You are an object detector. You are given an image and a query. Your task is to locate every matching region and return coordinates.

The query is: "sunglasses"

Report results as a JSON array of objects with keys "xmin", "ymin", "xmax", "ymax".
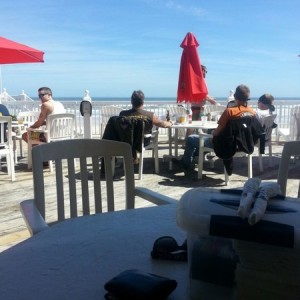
[
  {"xmin": 151, "ymin": 236, "xmax": 187, "ymax": 261},
  {"xmin": 38, "ymin": 93, "xmax": 48, "ymax": 98}
]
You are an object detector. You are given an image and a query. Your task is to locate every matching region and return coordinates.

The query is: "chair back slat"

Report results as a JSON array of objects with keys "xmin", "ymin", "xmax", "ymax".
[
  {"xmin": 91, "ymin": 157, "xmax": 103, "ymax": 213},
  {"xmin": 67, "ymin": 158, "xmax": 78, "ymax": 217},
  {"xmin": 55, "ymin": 160, "xmax": 65, "ymax": 221}
]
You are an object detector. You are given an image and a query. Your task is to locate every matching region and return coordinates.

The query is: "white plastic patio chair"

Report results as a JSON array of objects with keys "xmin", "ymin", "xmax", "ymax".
[
  {"xmin": 0, "ymin": 116, "xmax": 15, "ymax": 181},
  {"xmin": 138, "ymin": 126, "xmax": 159, "ymax": 180},
  {"xmin": 277, "ymin": 140, "xmax": 300, "ymax": 197},
  {"xmin": 27, "ymin": 113, "xmax": 76, "ymax": 170},
  {"xmin": 197, "ymin": 117, "xmax": 265, "ymax": 185},
  {"xmin": 100, "ymin": 106, "xmax": 123, "ymax": 137},
  {"xmin": 277, "ymin": 105, "xmax": 300, "ymax": 142},
  {"xmin": 168, "ymin": 106, "xmax": 187, "ymax": 143},
  {"xmin": 13, "ymin": 111, "xmax": 40, "ymax": 162},
  {"xmin": 103, "ymin": 116, "xmax": 159, "ymax": 180},
  {"xmin": 19, "ymin": 139, "xmax": 175, "ymax": 236},
  {"xmin": 257, "ymin": 114, "xmax": 277, "ymax": 172}
]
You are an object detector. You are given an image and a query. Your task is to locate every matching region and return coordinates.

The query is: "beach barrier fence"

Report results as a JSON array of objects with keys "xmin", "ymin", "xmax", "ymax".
[{"xmin": 3, "ymin": 100, "xmax": 299, "ymax": 139}]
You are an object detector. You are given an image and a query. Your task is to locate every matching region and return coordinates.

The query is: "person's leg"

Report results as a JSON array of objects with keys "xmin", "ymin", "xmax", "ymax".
[
  {"xmin": 180, "ymin": 134, "xmax": 199, "ymax": 169},
  {"xmin": 22, "ymin": 132, "xmax": 28, "ymax": 143},
  {"xmin": 204, "ymin": 137, "xmax": 213, "ymax": 148}
]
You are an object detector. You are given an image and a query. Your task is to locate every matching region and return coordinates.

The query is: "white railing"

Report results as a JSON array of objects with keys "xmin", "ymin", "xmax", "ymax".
[{"xmin": 3, "ymin": 100, "xmax": 300, "ymax": 138}]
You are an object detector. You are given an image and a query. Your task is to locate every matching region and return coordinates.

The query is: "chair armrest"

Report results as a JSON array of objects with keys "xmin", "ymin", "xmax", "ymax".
[
  {"xmin": 19, "ymin": 199, "xmax": 49, "ymax": 236},
  {"xmin": 199, "ymin": 132, "xmax": 213, "ymax": 138},
  {"xmin": 27, "ymin": 128, "xmax": 48, "ymax": 133},
  {"xmin": 134, "ymin": 187, "xmax": 177, "ymax": 206}
]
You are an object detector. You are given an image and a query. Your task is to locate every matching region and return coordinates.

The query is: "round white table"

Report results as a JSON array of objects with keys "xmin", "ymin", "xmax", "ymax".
[{"xmin": 0, "ymin": 204, "xmax": 188, "ymax": 300}]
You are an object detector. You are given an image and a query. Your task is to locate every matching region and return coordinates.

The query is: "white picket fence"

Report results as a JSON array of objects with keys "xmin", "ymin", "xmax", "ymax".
[{"xmin": 2, "ymin": 99, "xmax": 299, "ymax": 139}]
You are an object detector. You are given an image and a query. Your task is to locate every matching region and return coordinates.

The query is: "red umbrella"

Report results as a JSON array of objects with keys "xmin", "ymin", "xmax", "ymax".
[
  {"xmin": 177, "ymin": 32, "xmax": 208, "ymax": 104},
  {"xmin": 0, "ymin": 36, "xmax": 44, "ymax": 64}
]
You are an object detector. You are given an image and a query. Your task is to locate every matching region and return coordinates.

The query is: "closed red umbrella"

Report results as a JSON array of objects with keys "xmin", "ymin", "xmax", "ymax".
[
  {"xmin": 0, "ymin": 36, "xmax": 44, "ymax": 64},
  {"xmin": 177, "ymin": 32, "xmax": 208, "ymax": 104}
]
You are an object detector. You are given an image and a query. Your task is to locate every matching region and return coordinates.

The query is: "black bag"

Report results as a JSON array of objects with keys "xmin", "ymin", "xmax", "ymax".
[{"xmin": 104, "ymin": 269, "xmax": 177, "ymax": 300}]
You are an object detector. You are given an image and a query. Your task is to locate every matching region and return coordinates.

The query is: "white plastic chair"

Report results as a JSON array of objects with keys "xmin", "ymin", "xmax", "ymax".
[
  {"xmin": 196, "ymin": 131, "xmax": 252, "ymax": 185},
  {"xmin": 100, "ymin": 106, "xmax": 123, "ymax": 137},
  {"xmin": 0, "ymin": 116, "xmax": 15, "ymax": 181},
  {"xmin": 257, "ymin": 114, "xmax": 277, "ymax": 172},
  {"xmin": 103, "ymin": 116, "xmax": 159, "ymax": 180},
  {"xmin": 27, "ymin": 113, "xmax": 76, "ymax": 169},
  {"xmin": 198, "ymin": 117, "xmax": 266, "ymax": 185},
  {"xmin": 277, "ymin": 140, "xmax": 300, "ymax": 196},
  {"xmin": 277, "ymin": 106, "xmax": 300, "ymax": 142},
  {"xmin": 168, "ymin": 106, "xmax": 187, "ymax": 143},
  {"xmin": 19, "ymin": 139, "xmax": 175, "ymax": 236},
  {"xmin": 138, "ymin": 126, "xmax": 159, "ymax": 180},
  {"xmin": 13, "ymin": 111, "xmax": 40, "ymax": 162}
]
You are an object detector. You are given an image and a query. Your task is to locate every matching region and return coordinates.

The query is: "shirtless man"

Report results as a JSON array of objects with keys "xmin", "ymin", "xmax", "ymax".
[{"xmin": 22, "ymin": 87, "xmax": 65, "ymax": 142}]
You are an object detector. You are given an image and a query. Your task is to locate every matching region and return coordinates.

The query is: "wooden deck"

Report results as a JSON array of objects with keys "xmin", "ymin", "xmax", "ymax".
[{"xmin": 0, "ymin": 136, "xmax": 299, "ymax": 252}]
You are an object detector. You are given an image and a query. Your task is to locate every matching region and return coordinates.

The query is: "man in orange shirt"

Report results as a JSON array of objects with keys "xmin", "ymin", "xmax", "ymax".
[{"xmin": 173, "ymin": 84, "xmax": 255, "ymax": 175}]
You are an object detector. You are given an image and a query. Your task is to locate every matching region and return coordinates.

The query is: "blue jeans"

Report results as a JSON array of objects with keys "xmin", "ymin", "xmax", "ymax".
[{"xmin": 181, "ymin": 134, "xmax": 213, "ymax": 169}]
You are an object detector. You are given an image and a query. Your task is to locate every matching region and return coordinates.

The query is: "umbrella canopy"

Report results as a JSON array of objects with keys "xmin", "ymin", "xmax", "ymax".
[
  {"xmin": 0, "ymin": 36, "xmax": 44, "ymax": 64},
  {"xmin": 177, "ymin": 32, "xmax": 208, "ymax": 104}
]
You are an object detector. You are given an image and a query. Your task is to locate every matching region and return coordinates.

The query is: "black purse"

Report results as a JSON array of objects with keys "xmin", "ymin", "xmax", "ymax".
[{"xmin": 104, "ymin": 269, "xmax": 177, "ymax": 300}]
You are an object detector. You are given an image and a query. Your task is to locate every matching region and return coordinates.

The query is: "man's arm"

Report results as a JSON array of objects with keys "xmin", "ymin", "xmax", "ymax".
[
  {"xmin": 30, "ymin": 103, "xmax": 52, "ymax": 128},
  {"xmin": 212, "ymin": 109, "xmax": 230, "ymax": 136},
  {"xmin": 152, "ymin": 114, "xmax": 173, "ymax": 128}
]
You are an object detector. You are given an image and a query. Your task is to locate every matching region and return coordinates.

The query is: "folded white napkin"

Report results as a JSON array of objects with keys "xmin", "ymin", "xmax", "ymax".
[
  {"xmin": 248, "ymin": 182, "xmax": 281, "ymax": 225},
  {"xmin": 238, "ymin": 178, "xmax": 261, "ymax": 219}
]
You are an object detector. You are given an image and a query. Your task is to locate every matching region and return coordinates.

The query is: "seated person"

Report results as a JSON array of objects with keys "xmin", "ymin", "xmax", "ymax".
[
  {"xmin": 0, "ymin": 103, "xmax": 10, "ymax": 143},
  {"xmin": 173, "ymin": 84, "xmax": 256, "ymax": 175},
  {"xmin": 104, "ymin": 90, "xmax": 173, "ymax": 164},
  {"xmin": 256, "ymin": 93, "xmax": 277, "ymax": 128},
  {"xmin": 120, "ymin": 90, "xmax": 173, "ymax": 128},
  {"xmin": 22, "ymin": 87, "xmax": 65, "ymax": 143},
  {"xmin": 121, "ymin": 90, "xmax": 173, "ymax": 161}
]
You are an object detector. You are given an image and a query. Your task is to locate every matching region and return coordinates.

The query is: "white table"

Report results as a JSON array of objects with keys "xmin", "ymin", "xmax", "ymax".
[
  {"xmin": 0, "ymin": 204, "xmax": 188, "ymax": 300},
  {"xmin": 168, "ymin": 121, "xmax": 218, "ymax": 169}
]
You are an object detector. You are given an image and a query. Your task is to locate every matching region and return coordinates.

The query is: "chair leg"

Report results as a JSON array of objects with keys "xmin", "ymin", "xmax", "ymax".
[
  {"xmin": 258, "ymin": 153, "xmax": 263, "ymax": 173},
  {"xmin": 197, "ymin": 153, "xmax": 205, "ymax": 179},
  {"xmin": 224, "ymin": 166, "xmax": 229, "ymax": 186},
  {"xmin": 138, "ymin": 151, "xmax": 144, "ymax": 180},
  {"xmin": 268, "ymin": 144, "xmax": 273, "ymax": 167},
  {"xmin": 13, "ymin": 138, "xmax": 18, "ymax": 164},
  {"xmin": 27, "ymin": 141, "xmax": 32, "ymax": 169},
  {"xmin": 19, "ymin": 139, "xmax": 23, "ymax": 157},
  {"xmin": 248, "ymin": 154, "xmax": 253, "ymax": 178},
  {"xmin": 153, "ymin": 146, "xmax": 159, "ymax": 174},
  {"xmin": 6, "ymin": 151, "xmax": 15, "ymax": 181}
]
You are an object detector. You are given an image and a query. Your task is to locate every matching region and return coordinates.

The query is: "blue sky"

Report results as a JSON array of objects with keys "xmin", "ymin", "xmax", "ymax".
[{"xmin": 1, "ymin": 0, "xmax": 299, "ymax": 98}]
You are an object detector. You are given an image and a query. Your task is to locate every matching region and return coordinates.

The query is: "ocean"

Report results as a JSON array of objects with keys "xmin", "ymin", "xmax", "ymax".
[{"xmin": 34, "ymin": 96, "xmax": 300, "ymax": 104}]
